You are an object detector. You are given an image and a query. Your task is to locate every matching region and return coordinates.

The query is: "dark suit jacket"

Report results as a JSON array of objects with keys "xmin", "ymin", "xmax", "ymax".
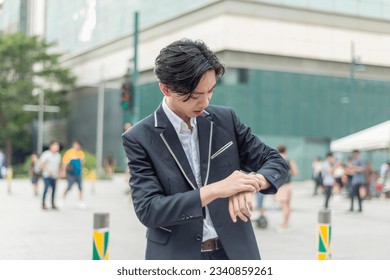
[{"xmin": 122, "ymin": 104, "xmax": 288, "ymax": 260}]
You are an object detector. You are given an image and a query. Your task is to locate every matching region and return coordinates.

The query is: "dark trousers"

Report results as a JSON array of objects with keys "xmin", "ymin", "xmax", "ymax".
[
  {"xmin": 313, "ymin": 174, "xmax": 321, "ymax": 195},
  {"xmin": 201, "ymin": 247, "xmax": 229, "ymax": 260},
  {"xmin": 42, "ymin": 177, "xmax": 57, "ymax": 207},
  {"xmin": 350, "ymin": 184, "xmax": 362, "ymax": 211},
  {"xmin": 345, "ymin": 175, "xmax": 353, "ymax": 196},
  {"xmin": 324, "ymin": 185, "xmax": 332, "ymax": 209},
  {"xmin": 66, "ymin": 175, "xmax": 82, "ymax": 192}
]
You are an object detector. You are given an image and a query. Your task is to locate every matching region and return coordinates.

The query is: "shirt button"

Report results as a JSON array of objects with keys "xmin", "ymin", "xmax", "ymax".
[{"xmin": 195, "ymin": 234, "xmax": 202, "ymax": 241}]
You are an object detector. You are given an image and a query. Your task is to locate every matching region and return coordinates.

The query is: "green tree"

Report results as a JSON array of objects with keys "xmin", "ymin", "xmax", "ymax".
[{"xmin": 0, "ymin": 32, "xmax": 75, "ymax": 165}]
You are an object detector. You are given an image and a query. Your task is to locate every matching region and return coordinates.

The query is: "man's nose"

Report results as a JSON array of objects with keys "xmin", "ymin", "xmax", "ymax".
[{"xmin": 199, "ymin": 94, "xmax": 209, "ymax": 107}]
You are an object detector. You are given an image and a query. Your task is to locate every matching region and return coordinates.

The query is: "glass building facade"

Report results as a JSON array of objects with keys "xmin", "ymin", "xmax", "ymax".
[
  {"xmin": 0, "ymin": 0, "xmax": 28, "ymax": 33},
  {"xmin": 135, "ymin": 67, "xmax": 390, "ymax": 179},
  {"xmin": 259, "ymin": 0, "xmax": 390, "ymax": 20},
  {"xmin": 45, "ymin": 0, "xmax": 213, "ymax": 54}
]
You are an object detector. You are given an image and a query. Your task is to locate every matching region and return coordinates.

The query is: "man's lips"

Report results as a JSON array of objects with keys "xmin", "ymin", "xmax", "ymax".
[{"xmin": 195, "ymin": 110, "xmax": 203, "ymax": 116}]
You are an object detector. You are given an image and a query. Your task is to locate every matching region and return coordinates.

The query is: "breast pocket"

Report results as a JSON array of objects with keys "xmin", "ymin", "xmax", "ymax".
[{"xmin": 211, "ymin": 141, "xmax": 233, "ymax": 160}]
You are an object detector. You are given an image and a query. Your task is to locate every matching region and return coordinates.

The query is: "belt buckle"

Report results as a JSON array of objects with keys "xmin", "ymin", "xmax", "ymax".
[
  {"xmin": 201, "ymin": 247, "xmax": 214, "ymax": 253},
  {"xmin": 201, "ymin": 238, "xmax": 219, "ymax": 252}
]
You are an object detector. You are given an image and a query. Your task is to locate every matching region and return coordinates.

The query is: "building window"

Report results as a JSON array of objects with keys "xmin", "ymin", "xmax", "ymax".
[
  {"xmin": 222, "ymin": 68, "xmax": 249, "ymax": 85},
  {"xmin": 238, "ymin": 68, "xmax": 249, "ymax": 84}
]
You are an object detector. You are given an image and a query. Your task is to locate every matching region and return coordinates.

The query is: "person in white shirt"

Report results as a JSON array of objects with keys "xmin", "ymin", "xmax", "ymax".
[
  {"xmin": 122, "ymin": 39, "xmax": 288, "ymax": 260},
  {"xmin": 321, "ymin": 152, "xmax": 335, "ymax": 209},
  {"xmin": 40, "ymin": 141, "xmax": 61, "ymax": 210}
]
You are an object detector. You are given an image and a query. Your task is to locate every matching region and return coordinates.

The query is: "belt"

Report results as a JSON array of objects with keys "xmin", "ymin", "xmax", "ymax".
[{"xmin": 201, "ymin": 238, "xmax": 221, "ymax": 252}]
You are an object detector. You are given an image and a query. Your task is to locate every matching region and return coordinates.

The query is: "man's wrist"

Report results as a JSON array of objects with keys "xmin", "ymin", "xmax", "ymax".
[{"xmin": 200, "ymin": 182, "xmax": 220, "ymax": 207}]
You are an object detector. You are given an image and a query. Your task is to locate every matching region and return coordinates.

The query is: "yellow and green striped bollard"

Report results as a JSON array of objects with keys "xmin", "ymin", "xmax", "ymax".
[
  {"xmin": 317, "ymin": 209, "xmax": 331, "ymax": 260},
  {"xmin": 93, "ymin": 213, "xmax": 110, "ymax": 260}
]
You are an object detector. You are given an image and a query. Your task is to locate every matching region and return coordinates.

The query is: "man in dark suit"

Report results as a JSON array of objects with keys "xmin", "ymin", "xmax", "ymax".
[{"xmin": 122, "ymin": 39, "xmax": 288, "ymax": 260}]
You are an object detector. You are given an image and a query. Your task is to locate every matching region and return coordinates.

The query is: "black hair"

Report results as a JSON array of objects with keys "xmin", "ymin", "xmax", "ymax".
[
  {"xmin": 154, "ymin": 39, "xmax": 225, "ymax": 101},
  {"xmin": 49, "ymin": 140, "xmax": 59, "ymax": 146},
  {"xmin": 277, "ymin": 144, "xmax": 286, "ymax": 154},
  {"xmin": 73, "ymin": 140, "xmax": 82, "ymax": 146},
  {"xmin": 326, "ymin": 152, "xmax": 333, "ymax": 158}
]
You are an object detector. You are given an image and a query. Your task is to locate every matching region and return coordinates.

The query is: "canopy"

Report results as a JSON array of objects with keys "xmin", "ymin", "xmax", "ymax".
[{"xmin": 330, "ymin": 120, "xmax": 390, "ymax": 152}]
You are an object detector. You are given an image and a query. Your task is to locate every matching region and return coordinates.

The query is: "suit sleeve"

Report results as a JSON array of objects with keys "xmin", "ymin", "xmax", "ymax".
[
  {"xmin": 230, "ymin": 109, "xmax": 289, "ymax": 194},
  {"xmin": 122, "ymin": 132, "xmax": 204, "ymax": 229}
]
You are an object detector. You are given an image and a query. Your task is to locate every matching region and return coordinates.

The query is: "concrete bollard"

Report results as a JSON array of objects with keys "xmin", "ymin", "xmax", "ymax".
[
  {"xmin": 92, "ymin": 213, "xmax": 110, "ymax": 260},
  {"xmin": 317, "ymin": 209, "xmax": 331, "ymax": 260}
]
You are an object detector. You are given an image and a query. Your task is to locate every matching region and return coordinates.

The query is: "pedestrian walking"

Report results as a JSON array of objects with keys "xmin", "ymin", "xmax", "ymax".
[
  {"xmin": 321, "ymin": 152, "xmax": 335, "ymax": 209},
  {"xmin": 122, "ymin": 39, "xmax": 288, "ymax": 260},
  {"xmin": 274, "ymin": 145, "xmax": 298, "ymax": 231},
  {"xmin": 254, "ymin": 192, "xmax": 268, "ymax": 229},
  {"xmin": 0, "ymin": 147, "xmax": 6, "ymax": 179},
  {"xmin": 333, "ymin": 160, "xmax": 344, "ymax": 193},
  {"xmin": 349, "ymin": 150, "xmax": 366, "ymax": 212},
  {"xmin": 39, "ymin": 141, "xmax": 61, "ymax": 210},
  {"xmin": 29, "ymin": 152, "xmax": 41, "ymax": 197},
  {"xmin": 62, "ymin": 140, "xmax": 86, "ymax": 208},
  {"xmin": 104, "ymin": 153, "xmax": 116, "ymax": 176},
  {"xmin": 312, "ymin": 156, "xmax": 322, "ymax": 195}
]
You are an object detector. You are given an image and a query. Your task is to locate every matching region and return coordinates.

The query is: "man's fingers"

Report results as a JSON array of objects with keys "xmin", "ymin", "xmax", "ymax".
[
  {"xmin": 246, "ymin": 200, "xmax": 253, "ymax": 212},
  {"xmin": 244, "ymin": 176, "xmax": 261, "ymax": 192},
  {"xmin": 228, "ymin": 196, "xmax": 237, "ymax": 223},
  {"xmin": 243, "ymin": 184, "xmax": 257, "ymax": 193},
  {"xmin": 232, "ymin": 195, "xmax": 247, "ymax": 222},
  {"xmin": 229, "ymin": 192, "xmax": 256, "ymax": 223},
  {"xmin": 238, "ymin": 194, "xmax": 251, "ymax": 218}
]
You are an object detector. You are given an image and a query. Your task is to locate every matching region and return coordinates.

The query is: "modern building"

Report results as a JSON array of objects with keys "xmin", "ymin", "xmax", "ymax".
[{"xmin": 2, "ymin": 0, "xmax": 390, "ymax": 178}]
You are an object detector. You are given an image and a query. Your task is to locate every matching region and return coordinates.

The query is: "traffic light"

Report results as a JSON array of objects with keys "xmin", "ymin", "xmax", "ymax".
[{"xmin": 120, "ymin": 81, "xmax": 132, "ymax": 110}]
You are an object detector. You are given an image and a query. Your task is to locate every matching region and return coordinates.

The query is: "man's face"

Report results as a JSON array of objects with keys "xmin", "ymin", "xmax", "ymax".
[
  {"xmin": 50, "ymin": 143, "xmax": 59, "ymax": 153},
  {"xmin": 73, "ymin": 142, "xmax": 81, "ymax": 150},
  {"xmin": 164, "ymin": 70, "xmax": 216, "ymax": 123}
]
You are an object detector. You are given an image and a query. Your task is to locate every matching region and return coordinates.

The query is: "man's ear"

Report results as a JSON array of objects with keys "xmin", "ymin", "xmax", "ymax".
[{"xmin": 159, "ymin": 83, "xmax": 171, "ymax": 97}]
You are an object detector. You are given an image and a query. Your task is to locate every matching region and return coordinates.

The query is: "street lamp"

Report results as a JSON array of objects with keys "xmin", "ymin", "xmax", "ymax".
[
  {"xmin": 23, "ymin": 88, "xmax": 60, "ymax": 154},
  {"xmin": 348, "ymin": 41, "xmax": 365, "ymax": 134}
]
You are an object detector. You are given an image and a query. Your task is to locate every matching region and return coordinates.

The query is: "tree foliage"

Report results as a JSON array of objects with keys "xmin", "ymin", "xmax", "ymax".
[{"xmin": 0, "ymin": 32, "xmax": 75, "ymax": 164}]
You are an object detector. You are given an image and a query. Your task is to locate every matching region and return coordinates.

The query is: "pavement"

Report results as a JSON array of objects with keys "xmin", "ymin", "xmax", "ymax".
[{"xmin": 0, "ymin": 175, "xmax": 389, "ymax": 260}]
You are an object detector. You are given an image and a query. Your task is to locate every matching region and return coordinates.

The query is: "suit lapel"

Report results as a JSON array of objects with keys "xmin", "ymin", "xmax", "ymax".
[
  {"xmin": 156, "ymin": 105, "xmax": 198, "ymax": 190},
  {"xmin": 197, "ymin": 112, "xmax": 213, "ymax": 186}
]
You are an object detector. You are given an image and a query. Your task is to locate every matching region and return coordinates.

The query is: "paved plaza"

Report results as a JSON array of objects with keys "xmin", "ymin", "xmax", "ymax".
[{"xmin": 0, "ymin": 175, "xmax": 389, "ymax": 260}]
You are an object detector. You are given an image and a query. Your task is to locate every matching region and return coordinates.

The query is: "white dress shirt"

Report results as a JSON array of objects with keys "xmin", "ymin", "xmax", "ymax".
[{"xmin": 162, "ymin": 98, "xmax": 218, "ymax": 242}]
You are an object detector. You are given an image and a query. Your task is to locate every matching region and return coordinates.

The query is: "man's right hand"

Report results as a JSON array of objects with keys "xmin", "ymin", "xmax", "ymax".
[{"xmin": 200, "ymin": 170, "xmax": 261, "ymax": 207}]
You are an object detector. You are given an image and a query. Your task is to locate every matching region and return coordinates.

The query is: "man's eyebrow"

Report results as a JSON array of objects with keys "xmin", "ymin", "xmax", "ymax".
[{"xmin": 193, "ymin": 83, "xmax": 217, "ymax": 95}]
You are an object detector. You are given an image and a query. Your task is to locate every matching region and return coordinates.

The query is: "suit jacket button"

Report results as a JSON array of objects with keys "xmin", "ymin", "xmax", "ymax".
[
  {"xmin": 186, "ymin": 215, "xmax": 190, "ymax": 220},
  {"xmin": 196, "ymin": 234, "xmax": 202, "ymax": 241},
  {"xmin": 181, "ymin": 214, "xmax": 186, "ymax": 220},
  {"xmin": 189, "ymin": 215, "xmax": 194, "ymax": 219}
]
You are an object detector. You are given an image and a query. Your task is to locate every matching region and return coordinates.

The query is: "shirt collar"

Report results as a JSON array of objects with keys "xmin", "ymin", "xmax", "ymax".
[{"xmin": 162, "ymin": 97, "xmax": 197, "ymax": 133}]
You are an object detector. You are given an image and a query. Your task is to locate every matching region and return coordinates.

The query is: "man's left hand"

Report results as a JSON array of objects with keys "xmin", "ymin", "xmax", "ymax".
[{"xmin": 228, "ymin": 173, "xmax": 270, "ymax": 223}]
